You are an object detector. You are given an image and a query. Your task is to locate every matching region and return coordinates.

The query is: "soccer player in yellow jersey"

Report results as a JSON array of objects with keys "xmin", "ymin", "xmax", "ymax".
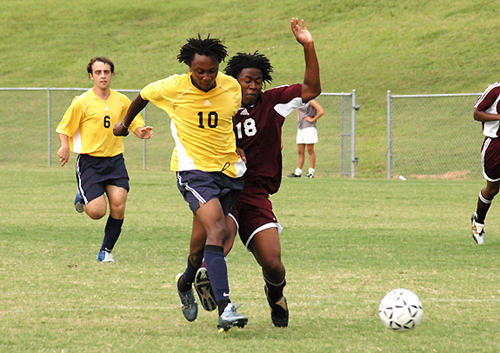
[
  {"xmin": 57, "ymin": 56, "xmax": 153, "ymax": 263},
  {"xmin": 114, "ymin": 36, "xmax": 248, "ymax": 331}
]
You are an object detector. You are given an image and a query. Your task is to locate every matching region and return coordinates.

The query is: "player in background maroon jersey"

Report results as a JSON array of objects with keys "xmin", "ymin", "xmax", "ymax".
[
  {"xmin": 471, "ymin": 81, "xmax": 500, "ymax": 245},
  {"xmin": 193, "ymin": 18, "xmax": 321, "ymax": 327}
]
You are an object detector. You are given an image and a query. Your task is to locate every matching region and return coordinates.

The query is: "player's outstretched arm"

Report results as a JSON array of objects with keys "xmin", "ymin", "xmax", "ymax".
[
  {"xmin": 113, "ymin": 94, "xmax": 150, "ymax": 136},
  {"xmin": 290, "ymin": 18, "xmax": 321, "ymax": 102}
]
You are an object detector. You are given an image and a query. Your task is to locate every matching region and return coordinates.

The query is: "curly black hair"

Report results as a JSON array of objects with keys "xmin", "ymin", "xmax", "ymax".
[
  {"xmin": 224, "ymin": 51, "xmax": 273, "ymax": 84},
  {"xmin": 177, "ymin": 34, "xmax": 228, "ymax": 65}
]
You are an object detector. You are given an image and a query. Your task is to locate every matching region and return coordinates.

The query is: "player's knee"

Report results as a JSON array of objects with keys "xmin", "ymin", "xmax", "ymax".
[
  {"xmin": 205, "ymin": 223, "xmax": 230, "ymax": 246},
  {"xmin": 484, "ymin": 187, "xmax": 499, "ymax": 199},
  {"xmin": 87, "ymin": 209, "xmax": 106, "ymax": 220},
  {"xmin": 263, "ymin": 257, "xmax": 284, "ymax": 275},
  {"xmin": 189, "ymin": 252, "xmax": 203, "ymax": 268}
]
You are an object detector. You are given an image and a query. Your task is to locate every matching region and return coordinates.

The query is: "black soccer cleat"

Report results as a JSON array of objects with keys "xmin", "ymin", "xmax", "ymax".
[
  {"xmin": 194, "ymin": 267, "xmax": 217, "ymax": 311},
  {"xmin": 265, "ymin": 285, "xmax": 289, "ymax": 327}
]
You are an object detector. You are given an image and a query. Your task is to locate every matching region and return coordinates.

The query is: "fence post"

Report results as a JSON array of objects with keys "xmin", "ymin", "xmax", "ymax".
[
  {"xmin": 142, "ymin": 107, "xmax": 147, "ymax": 170},
  {"xmin": 386, "ymin": 90, "xmax": 392, "ymax": 179},
  {"xmin": 351, "ymin": 89, "xmax": 357, "ymax": 178},
  {"xmin": 339, "ymin": 95, "xmax": 345, "ymax": 175},
  {"xmin": 48, "ymin": 88, "xmax": 52, "ymax": 167}
]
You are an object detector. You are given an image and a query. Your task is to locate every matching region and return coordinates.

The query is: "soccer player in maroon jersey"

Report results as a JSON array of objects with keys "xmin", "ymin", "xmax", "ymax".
[
  {"xmin": 193, "ymin": 18, "xmax": 321, "ymax": 327},
  {"xmin": 471, "ymin": 81, "xmax": 500, "ymax": 245}
]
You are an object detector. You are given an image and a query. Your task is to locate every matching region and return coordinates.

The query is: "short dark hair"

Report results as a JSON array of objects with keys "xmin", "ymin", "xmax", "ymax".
[
  {"xmin": 177, "ymin": 35, "xmax": 228, "ymax": 66},
  {"xmin": 224, "ymin": 51, "xmax": 273, "ymax": 84},
  {"xmin": 87, "ymin": 57, "xmax": 114, "ymax": 75}
]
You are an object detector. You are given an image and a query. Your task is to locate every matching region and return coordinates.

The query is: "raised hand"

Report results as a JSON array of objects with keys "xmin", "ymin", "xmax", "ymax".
[{"xmin": 290, "ymin": 18, "xmax": 314, "ymax": 46}]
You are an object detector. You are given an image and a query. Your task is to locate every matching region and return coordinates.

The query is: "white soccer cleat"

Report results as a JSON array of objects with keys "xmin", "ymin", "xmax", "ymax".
[
  {"xmin": 471, "ymin": 212, "xmax": 485, "ymax": 245},
  {"xmin": 96, "ymin": 250, "xmax": 115, "ymax": 262}
]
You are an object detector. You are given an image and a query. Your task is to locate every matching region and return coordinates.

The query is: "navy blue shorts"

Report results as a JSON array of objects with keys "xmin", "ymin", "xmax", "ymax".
[
  {"xmin": 176, "ymin": 170, "xmax": 244, "ymax": 215},
  {"xmin": 76, "ymin": 154, "xmax": 129, "ymax": 204}
]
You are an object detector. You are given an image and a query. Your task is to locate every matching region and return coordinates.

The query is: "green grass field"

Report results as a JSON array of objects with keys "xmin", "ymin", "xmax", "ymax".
[{"xmin": 2, "ymin": 167, "xmax": 500, "ymax": 352}]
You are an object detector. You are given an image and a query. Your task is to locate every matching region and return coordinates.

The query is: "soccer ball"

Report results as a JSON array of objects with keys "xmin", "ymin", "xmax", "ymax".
[{"xmin": 379, "ymin": 288, "xmax": 423, "ymax": 331}]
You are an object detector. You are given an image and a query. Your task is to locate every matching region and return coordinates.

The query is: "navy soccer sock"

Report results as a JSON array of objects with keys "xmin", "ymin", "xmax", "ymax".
[
  {"xmin": 204, "ymin": 245, "xmax": 230, "ymax": 315},
  {"xmin": 177, "ymin": 257, "xmax": 198, "ymax": 292},
  {"xmin": 100, "ymin": 216, "xmax": 123, "ymax": 252}
]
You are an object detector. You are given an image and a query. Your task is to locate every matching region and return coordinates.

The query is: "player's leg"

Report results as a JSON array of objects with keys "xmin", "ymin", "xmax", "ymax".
[
  {"xmin": 94, "ymin": 184, "xmax": 127, "ymax": 262},
  {"xmin": 175, "ymin": 170, "xmax": 246, "ymax": 328},
  {"xmin": 177, "ymin": 217, "xmax": 205, "ymax": 305},
  {"xmin": 75, "ymin": 155, "xmax": 107, "ymax": 219},
  {"xmin": 175, "ymin": 216, "xmax": 206, "ymax": 322},
  {"xmin": 197, "ymin": 198, "xmax": 233, "ymax": 306},
  {"xmin": 194, "ymin": 214, "xmax": 237, "ymax": 312},
  {"xmin": 83, "ymin": 195, "xmax": 107, "ymax": 219},
  {"xmin": 473, "ymin": 180, "xmax": 500, "ymax": 244},
  {"xmin": 96, "ymin": 155, "xmax": 130, "ymax": 262},
  {"xmin": 472, "ymin": 137, "xmax": 500, "ymax": 244},
  {"xmin": 237, "ymin": 193, "xmax": 288, "ymax": 327},
  {"xmin": 196, "ymin": 198, "xmax": 247, "ymax": 330},
  {"xmin": 306, "ymin": 143, "xmax": 316, "ymax": 178},
  {"xmin": 249, "ymin": 227, "xmax": 289, "ymax": 327}
]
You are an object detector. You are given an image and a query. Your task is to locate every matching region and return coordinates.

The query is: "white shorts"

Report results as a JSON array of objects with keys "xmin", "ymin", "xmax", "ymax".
[{"xmin": 296, "ymin": 126, "xmax": 318, "ymax": 144}]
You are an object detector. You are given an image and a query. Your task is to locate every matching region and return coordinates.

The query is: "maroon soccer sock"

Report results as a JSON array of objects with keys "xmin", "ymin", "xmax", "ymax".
[
  {"xmin": 264, "ymin": 276, "xmax": 286, "ymax": 303},
  {"xmin": 476, "ymin": 190, "xmax": 492, "ymax": 223}
]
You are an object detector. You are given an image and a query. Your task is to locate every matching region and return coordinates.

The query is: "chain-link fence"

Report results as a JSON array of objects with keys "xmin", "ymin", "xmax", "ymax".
[
  {"xmin": 387, "ymin": 91, "xmax": 483, "ymax": 180},
  {"xmin": 0, "ymin": 87, "xmax": 358, "ymax": 177}
]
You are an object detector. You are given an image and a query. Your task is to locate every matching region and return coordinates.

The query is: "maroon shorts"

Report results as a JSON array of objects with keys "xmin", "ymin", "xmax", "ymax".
[
  {"xmin": 229, "ymin": 184, "xmax": 282, "ymax": 249},
  {"xmin": 481, "ymin": 137, "xmax": 500, "ymax": 181}
]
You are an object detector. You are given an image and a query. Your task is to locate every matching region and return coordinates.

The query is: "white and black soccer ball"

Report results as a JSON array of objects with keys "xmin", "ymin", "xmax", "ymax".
[{"xmin": 379, "ymin": 288, "xmax": 423, "ymax": 331}]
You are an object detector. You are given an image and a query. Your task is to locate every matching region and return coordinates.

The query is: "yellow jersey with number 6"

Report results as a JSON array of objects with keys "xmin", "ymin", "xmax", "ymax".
[
  {"xmin": 140, "ymin": 72, "xmax": 245, "ymax": 178},
  {"xmin": 56, "ymin": 89, "xmax": 144, "ymax": 157}
]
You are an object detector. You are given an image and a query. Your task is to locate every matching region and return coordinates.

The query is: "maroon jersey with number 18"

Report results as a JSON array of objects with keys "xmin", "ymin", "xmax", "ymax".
[{"xmin": 233, "ymin": 84, "xmax": 303, "ymax": 194}]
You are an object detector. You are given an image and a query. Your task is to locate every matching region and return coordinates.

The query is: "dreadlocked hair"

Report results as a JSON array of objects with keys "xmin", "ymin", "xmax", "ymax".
[
  {"xmin": 224, "ymin": 51, "xmax": 273, "ymax": 84},
  {"xmin": 177, "ymin": 34, "xmax": 228, "ymax": 65}
]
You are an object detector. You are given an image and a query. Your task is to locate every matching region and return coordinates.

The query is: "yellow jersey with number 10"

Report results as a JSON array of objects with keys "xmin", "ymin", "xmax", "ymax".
[
  {"xmin": 56, "ymin": 89, "xmax": 145, "ymax": 157},
  {"xmin": 140, "ymin": 72, "xmax": 245, "ymax": 178}
]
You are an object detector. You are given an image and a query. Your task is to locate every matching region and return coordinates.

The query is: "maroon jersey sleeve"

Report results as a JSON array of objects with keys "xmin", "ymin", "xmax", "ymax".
[{"xmin": 475, "ymin": 83, "xmax": 500, "ymax": 112}]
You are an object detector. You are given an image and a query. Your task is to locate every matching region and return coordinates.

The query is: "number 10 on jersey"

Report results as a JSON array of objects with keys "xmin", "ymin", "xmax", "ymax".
[{"xmin": 198, "ymin": 111, "xmax": 218, "ymax": 128}]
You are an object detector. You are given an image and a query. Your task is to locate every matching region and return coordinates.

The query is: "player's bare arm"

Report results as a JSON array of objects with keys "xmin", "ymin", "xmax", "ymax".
[
  {"xmin": 113, "ymin": 94, "xmax": 150, "ymax": 136},
  {"xmin": 236, "ymin": 147, "xmax": 247, "ymax": 164},
  {"xmin": 57, "ymin": 133, "xmax": 70, "ymax": 167},
  {"xmin": 474, "ymin": 108, "xmax": 500, "ymax": 122},
  {"xmin": 290, "ymin": 18, "xmax": 321, "ymax": 102}
]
